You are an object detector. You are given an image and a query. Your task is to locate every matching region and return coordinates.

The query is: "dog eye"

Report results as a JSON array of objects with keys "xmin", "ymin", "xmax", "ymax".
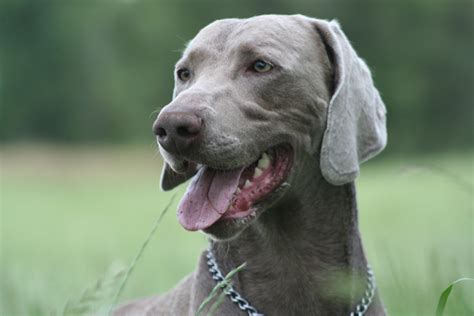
[
  {"xmin": 251, "ymin": 60, "xmax": 273, "ymax": 73},
  {"xmin": 177, "ymin": 68, "xmax": 191, "ymax": 81}
]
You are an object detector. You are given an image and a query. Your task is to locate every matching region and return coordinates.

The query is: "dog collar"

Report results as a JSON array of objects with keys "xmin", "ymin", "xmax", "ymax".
[{"xmin": 205, "ymin": 248, "xmax": 376, "ymax": 316}]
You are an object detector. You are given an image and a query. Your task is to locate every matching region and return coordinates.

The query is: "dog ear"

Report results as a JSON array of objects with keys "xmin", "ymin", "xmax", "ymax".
[
  {"xmin": 160, "ymin": 162, "xmax": 197, "ymax": 191},
  {"xmin": 312, "ymin": 19, "xmax": 387, "ymax": 185}
]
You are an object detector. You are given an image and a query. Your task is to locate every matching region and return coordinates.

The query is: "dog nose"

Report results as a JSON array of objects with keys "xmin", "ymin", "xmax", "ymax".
[{"xmin": 153, "ymin": 112, "xmax": 202, "ymax": 153}]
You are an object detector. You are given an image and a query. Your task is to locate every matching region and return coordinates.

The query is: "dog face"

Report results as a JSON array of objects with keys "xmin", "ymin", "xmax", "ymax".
[{"xmin": 154, "ymin": 15, "xmax": 386, "ymax": 240}]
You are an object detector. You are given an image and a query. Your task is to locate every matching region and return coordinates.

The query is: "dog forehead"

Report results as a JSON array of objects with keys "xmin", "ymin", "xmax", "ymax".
[
  {"xmin": 187, "ymin": 18, "xmax": 240, "ymax": 51},
  {"xmin": 184, "ymin": 15, "xmax": 310, "ymax": 58}
]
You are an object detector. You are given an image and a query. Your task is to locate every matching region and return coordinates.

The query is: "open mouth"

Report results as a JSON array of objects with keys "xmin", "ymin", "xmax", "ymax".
[{"xmin": 177, "ymin": 144, "xmax": 293, "ymax": 231}]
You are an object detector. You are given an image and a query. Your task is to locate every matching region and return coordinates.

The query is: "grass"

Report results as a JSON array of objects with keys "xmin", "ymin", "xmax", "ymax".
[
  {"xmin": 436, "ymin": 278, "xmax": 474, "ymax": 316},
  {"xmin": 196, "ymin": 262, "xmax": 247, "ymax": 316},
  {"xmin": 1, "ymin": 145, "xmax": 473, "ymax": 316}
]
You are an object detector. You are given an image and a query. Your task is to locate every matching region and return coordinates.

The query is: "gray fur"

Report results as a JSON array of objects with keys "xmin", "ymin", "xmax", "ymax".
[{"xmin": 115, "ymin": 14, "xmax": 386, "ymax": 315}]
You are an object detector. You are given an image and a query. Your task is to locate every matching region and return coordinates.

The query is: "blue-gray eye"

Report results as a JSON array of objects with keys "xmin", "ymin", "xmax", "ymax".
[
  {"xmin": 177, "ymin": 68, "xmax": 191, "ymax": 81},
  {"xmin": 252, "ymin": 60, "xmax": 273, "ymax": 73}
]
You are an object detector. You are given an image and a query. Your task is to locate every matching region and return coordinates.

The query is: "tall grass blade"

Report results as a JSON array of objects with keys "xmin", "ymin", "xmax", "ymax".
[
  {"xmin": 196, "ymin": 262, "xmax": 246, "ymax": 316},
  {"xmin": 196, "ymin": 280, "xmax": 230, "ymax": 316},
  {"xmin": 435, "ymin": 277, "xmax": 474, "ymax": 316},
  {"xmin": 108, "ymin": 193, "xmax": 177, "ymax": 315},
  {"xmin": 63, "ymin": 263, "xmax": 126, "ymax": 316},
  {"xmin": 208, "ymin": 288, "xmax": 228, "ymax": 316}
]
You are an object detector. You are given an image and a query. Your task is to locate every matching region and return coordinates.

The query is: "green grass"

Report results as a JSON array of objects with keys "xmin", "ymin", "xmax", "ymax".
[{"xmin": 1, "ymin": 145, "xmax": 473, "ymax": 316}]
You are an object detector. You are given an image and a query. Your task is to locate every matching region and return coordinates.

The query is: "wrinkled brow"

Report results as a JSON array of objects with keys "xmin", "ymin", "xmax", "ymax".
[
  {"xmin": 177, "ymin": 47, "xmax": 214, "ymax": 67},
  {"xmin": 233, "ymin": 42, "xmax": 283, "ymax": 61}
]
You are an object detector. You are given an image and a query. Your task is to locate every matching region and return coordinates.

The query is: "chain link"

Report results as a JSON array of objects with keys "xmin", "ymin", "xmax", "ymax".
[
  {"xmin": 206, "ymin": 248, "xmax": 376, "ymax": 316},
  {"xmin": 349, "ymin": 264, "xmax": 376, "ymax": 316},
  {"xmin": 206, "ymin": 250, "xmax": 263, "ymax": 316}
]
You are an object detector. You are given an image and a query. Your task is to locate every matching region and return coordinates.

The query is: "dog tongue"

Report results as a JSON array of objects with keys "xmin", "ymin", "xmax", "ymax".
[{"xmin": 178, "ymin": 166, "xmax": 245, "ymax": 231}]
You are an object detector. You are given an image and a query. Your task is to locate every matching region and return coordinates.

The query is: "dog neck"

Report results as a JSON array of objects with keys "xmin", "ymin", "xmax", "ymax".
[{"xmin": 207, "ymin": 161, "xmax": 373, "ymax": 315}]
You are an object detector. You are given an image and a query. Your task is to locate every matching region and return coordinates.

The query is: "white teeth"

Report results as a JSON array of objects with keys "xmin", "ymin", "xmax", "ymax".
[
  {"xmin": 253, "ymin": 167, "xmax": 263, "ymax": 178},
  {"xmin": 257, "ymin": 152, "xmax": 270, "ymax": 170},
  {"xmin": 236, "ymin": 188, "xmax": 241, "ymax": 194},
  {"xmin": 244, "ymin": 179, "xmax": 252, "ymax": 189}
]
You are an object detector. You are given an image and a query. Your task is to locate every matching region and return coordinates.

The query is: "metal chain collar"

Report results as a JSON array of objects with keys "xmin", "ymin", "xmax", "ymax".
[
  {"xmin": 206, "ymin": 249, "xmax": 263, "ymax": 316},
  {"xmin": 206, "ymin": 248, "xmax": 376, "ymax": 316},
  {"xmin": 349, "ymin": 264, "xmax": 376, "ymax": 316}
]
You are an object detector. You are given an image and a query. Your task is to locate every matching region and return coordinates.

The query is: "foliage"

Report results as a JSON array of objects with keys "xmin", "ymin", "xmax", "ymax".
[
  {"xmin": 63, "ymin": 263, "xmax": 125, "ymax": 316},
  {"xmin": 108, "ymin": 193, "xmax": 176, "ymax": 314},
  {"xmin": 196, "ymin": 262, "xmax": 247, "ymax": 316},
  {"xmin": 435, "ymin": 278, "xmax": 474, "ymax": 316},
  {"xmin": 1, "ymin": 147, "xmax": 473, "ymax": 315},
  {"xmin": 1, "ymin": 1, "xmax": 473, "ymax": 153}
]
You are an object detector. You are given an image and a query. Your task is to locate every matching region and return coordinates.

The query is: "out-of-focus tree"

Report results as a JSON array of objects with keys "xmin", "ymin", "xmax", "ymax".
[{"xmin": 0, "ymin": 0, "xmax": 472, "ymax": 153}]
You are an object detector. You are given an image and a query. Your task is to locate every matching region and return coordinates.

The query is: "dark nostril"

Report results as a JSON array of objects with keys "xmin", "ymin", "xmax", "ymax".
[
  {"xmin": 156, "ymin": 127, "xmax": 167, "ymax": 137},
  {"xmin": 177, "ymin": 125, "xmax": 197, "ymax": 137},
  {"xmin": 154, "ymin": 112, "xmax": 202, "ymax": 149}
]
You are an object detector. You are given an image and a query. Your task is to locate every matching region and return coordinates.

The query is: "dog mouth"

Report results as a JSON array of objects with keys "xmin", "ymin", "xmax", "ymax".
[{"xmin": 177, "ymin": 144, "xmax": 293, "ymax": 231}]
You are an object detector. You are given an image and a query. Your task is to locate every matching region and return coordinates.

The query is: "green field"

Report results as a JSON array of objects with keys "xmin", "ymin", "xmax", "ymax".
[{"xmin": 1, "ymin": 146, "xmax": 473, "ymax": 316}]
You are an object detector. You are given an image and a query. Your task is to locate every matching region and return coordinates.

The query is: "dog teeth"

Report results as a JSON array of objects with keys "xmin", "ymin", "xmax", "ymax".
[
  {"xmin": 253, "ymin": 167, "xmax": 263, "ymax": 178},
  {"xmin": 236, "ymin": 188, "xmax": 241, "ymax": 194},
  {"xmin": 244, "ymin": 179, "xmax": 252, "ymax": 189},
  {"xmin": 257, "ymin": 152, "xmax": 270, "ymax": 169}
]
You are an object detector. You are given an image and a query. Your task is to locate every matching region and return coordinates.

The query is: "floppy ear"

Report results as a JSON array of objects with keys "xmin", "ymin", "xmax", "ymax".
[
  {"xmin": 160, "ymin": 162, "xmax": 198, "ymax": 191},
  {"xmin": 313, "ymin": 19, "xmax": 387, "ymax": 185}
]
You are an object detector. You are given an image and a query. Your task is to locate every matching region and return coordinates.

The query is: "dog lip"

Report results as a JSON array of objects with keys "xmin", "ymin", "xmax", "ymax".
[
  {"xmin": 187, "ymin": 145, "xmax": 279, "ymax": 172},
  {"xmin": 175, "ymin": 143, "xmax": 292, "ymax": 231},
  {"xmin": 219, "ymin": 143, "xmax": 293, "ymax": 221}
]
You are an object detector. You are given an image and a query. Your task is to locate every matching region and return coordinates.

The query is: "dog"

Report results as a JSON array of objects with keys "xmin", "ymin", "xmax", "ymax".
[{"xmin": 115, "ymin": 14, "xmax": 387, "ymax": 315}]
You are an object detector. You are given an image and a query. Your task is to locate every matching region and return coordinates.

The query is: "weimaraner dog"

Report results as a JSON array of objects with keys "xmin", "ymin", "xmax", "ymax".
[{"xmin": 115, "ymin": 14, "xmax": 387, "ymax": 315}]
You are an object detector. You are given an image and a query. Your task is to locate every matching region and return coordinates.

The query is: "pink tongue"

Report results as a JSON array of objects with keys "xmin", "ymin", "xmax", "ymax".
[{"xmin": 178, "ymin": 166, "xmax": 245, "ymax": 231}]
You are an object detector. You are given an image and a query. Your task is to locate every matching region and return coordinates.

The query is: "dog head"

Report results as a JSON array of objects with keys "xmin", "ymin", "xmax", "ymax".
[{"xmin": 153, "ymin": 15, "xmax": 386, "ymax": 240}]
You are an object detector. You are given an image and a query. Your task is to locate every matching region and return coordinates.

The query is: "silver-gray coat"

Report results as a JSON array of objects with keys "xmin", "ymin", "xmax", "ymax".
[{"xmin": 115, "ymin": 14, "xmax": 387, "ymax": 316}]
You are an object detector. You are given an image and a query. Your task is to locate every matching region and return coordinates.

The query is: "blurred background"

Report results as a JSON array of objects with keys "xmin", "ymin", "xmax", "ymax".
[{"xmin": 1, "ymin": 0, "xmax": 472, "ymax": 315}]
